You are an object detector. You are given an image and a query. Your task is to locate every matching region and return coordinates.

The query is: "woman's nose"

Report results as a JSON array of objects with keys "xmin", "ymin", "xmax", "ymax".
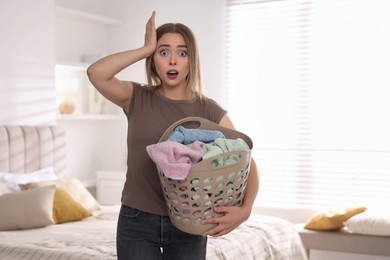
[{"xmin": 169, "ymin": 55, "xmax": 176, "ymax": 65}]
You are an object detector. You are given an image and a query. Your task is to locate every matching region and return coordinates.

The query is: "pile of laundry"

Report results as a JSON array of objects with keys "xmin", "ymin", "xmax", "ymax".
[{"xmin": 146, "ymin": 125, "xmax": 250, "ymax": 180}]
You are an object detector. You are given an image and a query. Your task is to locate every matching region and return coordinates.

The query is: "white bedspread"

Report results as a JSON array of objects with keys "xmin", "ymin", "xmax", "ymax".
[
  {"xmin": 207, "ymin": 214, "xmax": 307, "ymax": 260},
  {"xmin": 0, "ymin": 206, "xmax": 307, "ymax": 260}
]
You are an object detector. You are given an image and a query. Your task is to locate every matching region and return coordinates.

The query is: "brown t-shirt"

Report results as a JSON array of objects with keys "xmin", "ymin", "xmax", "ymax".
[{"xmin": 121, "ymin": 83, "xmax": 227, "ymax": 216}]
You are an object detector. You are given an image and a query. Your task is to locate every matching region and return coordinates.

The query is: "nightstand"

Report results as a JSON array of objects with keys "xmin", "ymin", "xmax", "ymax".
[{"xmin": 96, "ymin": 171, "xmax": 126, "ymax": 205}]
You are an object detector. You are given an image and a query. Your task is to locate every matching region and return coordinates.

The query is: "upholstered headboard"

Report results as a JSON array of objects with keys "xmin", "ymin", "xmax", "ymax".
[{"xmin": 0, "ymin": 125, "xmax": 67, "ymax": 176}]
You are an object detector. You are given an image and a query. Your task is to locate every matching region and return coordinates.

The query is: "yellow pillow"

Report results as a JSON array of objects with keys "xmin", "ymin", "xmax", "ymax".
[
  {"xmin": 53, "ymin": 188, "xmax": 92, "ymax": 224},
  {"xmin": 304, "ymin": 206, "xmax": 367, "ymax": 231}
]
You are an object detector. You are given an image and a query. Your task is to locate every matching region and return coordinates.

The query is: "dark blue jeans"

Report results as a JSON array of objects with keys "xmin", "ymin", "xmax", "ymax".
[{"xmin": 116, "ymin": 204, "xmax": 207, "ymax": 260}]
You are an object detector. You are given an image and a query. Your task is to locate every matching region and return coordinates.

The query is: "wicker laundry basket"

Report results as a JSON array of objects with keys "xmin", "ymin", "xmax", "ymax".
[{"xmin": 157, "ymin": 117, "xmax": 253, "ymax": 235}]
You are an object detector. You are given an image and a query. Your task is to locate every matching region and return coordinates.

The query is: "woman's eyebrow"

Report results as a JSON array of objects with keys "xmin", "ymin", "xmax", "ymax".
[
  {"xmin": 157, "ymin": 44, "xmax": 188, "ymax": 49},
  {"xmin": 157, "ymin": 44, "xmax": 170, "ymax": 48}
]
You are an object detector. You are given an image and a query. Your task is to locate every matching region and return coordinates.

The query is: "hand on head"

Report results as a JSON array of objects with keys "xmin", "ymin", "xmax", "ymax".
[{"xmin": 144, "ymin": 11, "xmax": 157, "ymax": 56}]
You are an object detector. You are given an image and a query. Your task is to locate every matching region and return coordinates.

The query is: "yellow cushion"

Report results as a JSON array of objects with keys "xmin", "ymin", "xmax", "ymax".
[
  {"xmin": 304, "ymin": 206, "xmax": 367, "ymax": 231},
  {"xmin": 53, "ymin": 188, "xmax": 92, "ymax": 224}
]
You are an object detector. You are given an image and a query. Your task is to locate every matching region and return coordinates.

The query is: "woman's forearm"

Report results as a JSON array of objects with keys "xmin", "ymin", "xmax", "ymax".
[
  {"xmin": 242, "ymin": 159, "xmax": 260, "ymax": 214},
  {"xmin": 87, "ymin": 46, "xmax": 152, "ymax": 83}
]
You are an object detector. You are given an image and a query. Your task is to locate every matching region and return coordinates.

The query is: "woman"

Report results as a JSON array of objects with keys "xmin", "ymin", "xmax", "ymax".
[{"xmin": 87, "ymin": 11, "xmax": 259, "ymax": 260}]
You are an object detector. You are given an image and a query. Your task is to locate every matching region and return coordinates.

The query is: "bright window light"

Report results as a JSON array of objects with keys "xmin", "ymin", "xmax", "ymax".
[{"xmin": 226, "ymin": 0, "xmax": 390, "ymax": 209}]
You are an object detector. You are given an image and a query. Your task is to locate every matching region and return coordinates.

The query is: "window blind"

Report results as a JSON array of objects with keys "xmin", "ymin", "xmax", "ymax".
[
  {"xmin": 225, "ymin": 0, "xmax": 390, "ymax": 208},
  {"xmin": 0, "ymin": 56, "xmax": 57, "ymax": 125},
  {"xmin": 0, "ymin": 1, "xmax": 57, "ymax": 125}
]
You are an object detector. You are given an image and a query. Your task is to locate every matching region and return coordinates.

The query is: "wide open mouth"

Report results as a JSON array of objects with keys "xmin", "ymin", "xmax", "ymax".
[{"xmin": 167, "ymin": 70, "xmax": 179, "ymax": 79}]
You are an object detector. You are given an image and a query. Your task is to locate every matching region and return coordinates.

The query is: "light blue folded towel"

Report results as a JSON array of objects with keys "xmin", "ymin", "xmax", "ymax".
[{"xmin": 168, "ymin": 125, "xmax": 225, "ymax": 145}]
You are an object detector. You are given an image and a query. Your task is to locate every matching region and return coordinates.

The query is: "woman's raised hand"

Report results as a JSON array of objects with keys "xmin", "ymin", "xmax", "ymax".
[{"xmin": 144, "ymin": 11, "xmax": 157, "ymax": 56}]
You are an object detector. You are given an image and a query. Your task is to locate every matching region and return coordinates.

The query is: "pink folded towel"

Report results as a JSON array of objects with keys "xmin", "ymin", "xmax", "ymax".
[{"xmin": 146, "ymin": 141, "xmax": 204, "ymax": 180}]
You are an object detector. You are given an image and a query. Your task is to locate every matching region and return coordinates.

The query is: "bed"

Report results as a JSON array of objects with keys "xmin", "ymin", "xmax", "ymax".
[{"xmin": 0, "ymin": 125, "xmax": 307, "ymax": 260}]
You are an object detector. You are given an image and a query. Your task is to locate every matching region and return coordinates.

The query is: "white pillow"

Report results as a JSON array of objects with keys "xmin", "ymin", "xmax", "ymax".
[
  {"xmin": 344, "ymin": 209, "xmax": 390, "ymax": 236},
  {"xmin": 0, "ymin": 167, "xmax": 57, "ymax": 191},
  {"xmin": 0, "ymin": 185, "xmax": 56, "ymax": 231}
]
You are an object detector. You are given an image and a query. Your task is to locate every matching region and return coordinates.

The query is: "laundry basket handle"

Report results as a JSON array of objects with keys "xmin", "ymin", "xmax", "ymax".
[{"xmin": 158, "ymin": 117, "xmax": 253, "ymax": 149}]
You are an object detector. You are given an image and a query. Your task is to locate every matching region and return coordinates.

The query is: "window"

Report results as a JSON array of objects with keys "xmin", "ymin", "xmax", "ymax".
[{"xmin": 226, "ymin": 0, "xmax": 390, "ymax": 208}]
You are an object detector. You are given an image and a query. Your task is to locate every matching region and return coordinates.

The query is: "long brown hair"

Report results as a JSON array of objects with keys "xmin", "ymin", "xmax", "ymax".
[{"xmin": 145, "ymin": 23, "xmax": 204, "ymax": 97}]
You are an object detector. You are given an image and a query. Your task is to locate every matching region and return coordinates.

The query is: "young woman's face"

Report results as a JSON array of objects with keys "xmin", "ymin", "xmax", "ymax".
[{"xmin": 153, "ymin": 33, "xmax": 189, "ymax": 89}]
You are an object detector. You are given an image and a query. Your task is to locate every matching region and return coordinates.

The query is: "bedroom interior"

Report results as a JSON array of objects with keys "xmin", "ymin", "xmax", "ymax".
[{"xmin": 1, "ymin": 0, "xmax": 390, "ymax": 259}]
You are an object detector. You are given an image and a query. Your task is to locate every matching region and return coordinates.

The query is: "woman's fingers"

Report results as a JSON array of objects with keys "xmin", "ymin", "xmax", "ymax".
[{"xmin": 144, "ymin": 11, "xmax": 157, "ymax": 54}]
